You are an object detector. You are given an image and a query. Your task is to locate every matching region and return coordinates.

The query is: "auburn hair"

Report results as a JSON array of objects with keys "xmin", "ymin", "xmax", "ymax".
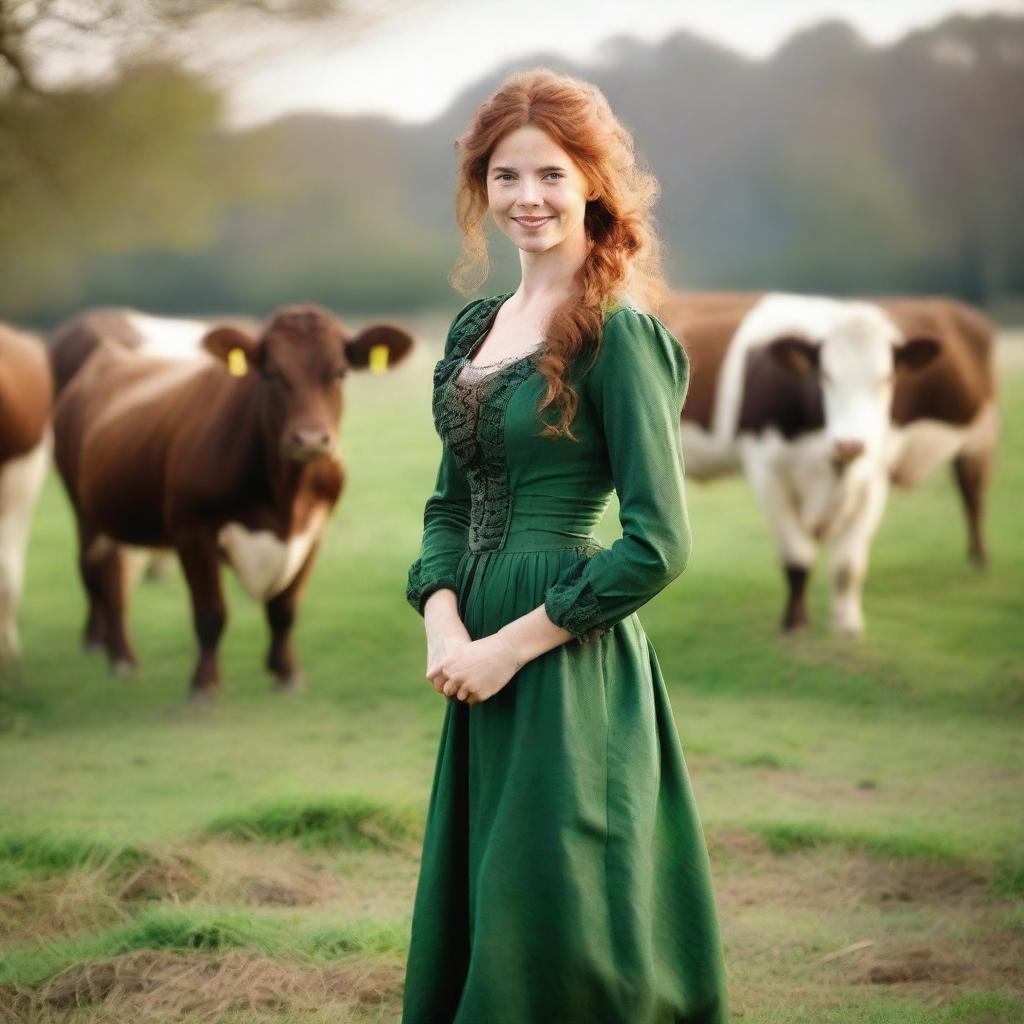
[{"xmin": 450, "ymin": 67, "xmax": 668, "ymax": 441}]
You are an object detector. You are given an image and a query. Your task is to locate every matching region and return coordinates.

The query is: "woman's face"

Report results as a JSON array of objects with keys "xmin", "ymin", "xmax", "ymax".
[{"xmin": 486, "ymin": 124, "xmax": 593, "ymax": 257}]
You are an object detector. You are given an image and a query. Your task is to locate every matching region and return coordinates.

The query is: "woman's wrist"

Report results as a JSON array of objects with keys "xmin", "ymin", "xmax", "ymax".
[
  {"xmin": 495, "ymin": 604, "xmax": 574, "ymax": 669},
  {"xmin": 423, "ymin": 587, "xmax": 465, "ymax": 635}
]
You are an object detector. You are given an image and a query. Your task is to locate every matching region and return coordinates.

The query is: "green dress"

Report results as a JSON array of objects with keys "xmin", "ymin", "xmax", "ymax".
[{"xmin": 403, "ymin": 293, "xmax": 728, "ymax": 1024}]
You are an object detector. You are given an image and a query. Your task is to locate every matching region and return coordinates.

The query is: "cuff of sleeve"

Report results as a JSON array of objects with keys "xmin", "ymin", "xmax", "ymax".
[
  {"xmin": 406, "ymin": 559, "xmax": 458, "ymax": 616},
  {"xmin": 543, "ymin": 560, "xmax": 608, "ymax": 643}
]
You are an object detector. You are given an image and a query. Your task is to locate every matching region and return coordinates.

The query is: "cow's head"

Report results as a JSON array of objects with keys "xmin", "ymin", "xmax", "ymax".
[
  {"xmin": 202, "ymin": 305, "xmax": 414, "ymax": 462},
  {"xmin": 768, "ymin": 301, "xmax": 940, "ymax": 473}
]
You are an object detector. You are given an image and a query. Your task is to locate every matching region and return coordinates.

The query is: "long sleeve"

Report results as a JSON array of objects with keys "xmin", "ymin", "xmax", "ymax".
[
  {"xmin": 543, "ymin": 307, "xmax": 693, "ymax": 642},
  {"xmin": 405, "ymin": 442, "xmax": 471, "ymax": 615},
  {"xmin": 405, "ymin": 300, "xmax": 484, "ymax": 616}
]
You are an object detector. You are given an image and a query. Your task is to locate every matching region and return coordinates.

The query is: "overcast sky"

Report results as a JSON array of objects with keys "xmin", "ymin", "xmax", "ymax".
[{"xmin": 220, "ymin": 0, "xmax": 1021, "ymax": 127}]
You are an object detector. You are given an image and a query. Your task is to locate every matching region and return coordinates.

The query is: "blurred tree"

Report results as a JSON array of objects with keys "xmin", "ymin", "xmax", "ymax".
[
  {"xmin": 0, "ymin": 1, "xmax": 400, "ymax": 95},
  {"xmin": 0, "ymin": 0, "xmax": 427, "ymax": 319},
  {"xmin": 0, "ymin": 63, "xmax": 224, "ymax": 314}
]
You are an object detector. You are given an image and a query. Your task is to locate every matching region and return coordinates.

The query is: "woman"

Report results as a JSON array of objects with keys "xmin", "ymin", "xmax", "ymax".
[{"xmin": 404, "ymin": 67, "xmax": 728, "ymax": 1024}]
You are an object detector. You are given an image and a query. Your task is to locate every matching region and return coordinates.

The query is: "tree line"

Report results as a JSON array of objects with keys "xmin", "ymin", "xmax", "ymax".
[{"xmin": 2, "ymin": 11, "xmax": 1022, "ymax": 326}]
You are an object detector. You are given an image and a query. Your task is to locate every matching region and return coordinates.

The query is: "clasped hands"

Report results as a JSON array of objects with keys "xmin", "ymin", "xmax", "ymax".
[{"xmin": 425, "ymin": 622, "xmax": 524, "ymax": 705}]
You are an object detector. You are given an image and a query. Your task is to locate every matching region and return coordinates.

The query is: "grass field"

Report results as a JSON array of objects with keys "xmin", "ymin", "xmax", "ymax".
[{"xmin": 0, "ymin": 318, "xmax": 1021, "ymax": 1023}]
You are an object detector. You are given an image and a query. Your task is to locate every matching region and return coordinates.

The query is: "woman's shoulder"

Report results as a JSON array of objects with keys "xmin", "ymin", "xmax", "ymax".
[{"xmin": 593, "ymin": 300, "xmax": 689, "ymax": 385}]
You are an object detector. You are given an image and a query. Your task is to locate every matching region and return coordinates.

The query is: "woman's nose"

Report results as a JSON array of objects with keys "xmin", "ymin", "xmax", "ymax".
[{"xmin": 516, "ymin": 183, "xmax": 540, "ymax": 207}]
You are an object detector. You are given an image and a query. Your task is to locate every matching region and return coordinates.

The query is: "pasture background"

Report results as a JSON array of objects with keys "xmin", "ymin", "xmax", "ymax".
[{"xmin": 0, "ymin": 319, "xmax": 1020, "ymax": 1023}]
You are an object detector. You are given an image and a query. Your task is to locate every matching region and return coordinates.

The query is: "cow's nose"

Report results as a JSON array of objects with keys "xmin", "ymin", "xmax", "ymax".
[
  {"xmin": 285, "ymin": 429, "xmax": 334, "ymax": 459},
  {"xmin": 834, "ymin": 439, "xmax": 865, "ymax": 462},
  {"xmin": 831, "ymin": 439, "xmax": 865, "ymax": 471}
]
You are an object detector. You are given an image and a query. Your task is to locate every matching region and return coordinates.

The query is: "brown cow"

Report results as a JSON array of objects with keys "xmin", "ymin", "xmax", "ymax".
[
  {"xmin": 0, "ymin": 324, "xmax": 53, "ymax": 665},
  {"xmin": 51, "ymin": 305, "xmax": 413, "ymax": 696},
  {"xmin": 661, "ymin": 291, "xmax": 997, "ymax": 634}
]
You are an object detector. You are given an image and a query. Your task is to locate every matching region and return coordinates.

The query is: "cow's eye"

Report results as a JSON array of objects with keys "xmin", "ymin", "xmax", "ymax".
[{"xmin": 261, "ymin": 366, "xmax": 289, "ymax": 389}]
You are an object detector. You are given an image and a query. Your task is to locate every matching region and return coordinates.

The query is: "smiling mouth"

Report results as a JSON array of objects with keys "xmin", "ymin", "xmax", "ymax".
[{"xmin": 513, "ymin": 216, "xmax": 552, "ymax": 227}]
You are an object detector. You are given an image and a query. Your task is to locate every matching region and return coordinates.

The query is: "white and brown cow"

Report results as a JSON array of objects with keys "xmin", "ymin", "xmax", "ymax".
[
  {"xmin": 0, "ymin": 324, "xmax": 53, "ymax": 666},
  {"xmin": 663, "ymin": 291, "xmax": 997, "ymax": 635},
  {"xmin": 50, "ymin": 305, "xmax": 413, "ymax": 696}
]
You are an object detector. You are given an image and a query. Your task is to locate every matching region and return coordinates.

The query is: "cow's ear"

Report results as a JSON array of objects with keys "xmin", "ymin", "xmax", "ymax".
[
  {"xmin": 202, "ymin": 326, "xmax": 261, "ymax": 375},
  {"xmin": 768, "ymin": 336, "xmax": 820, "ymax": 375},
  {"xmin": 345, "ymin": 324, "xmax": 415, "ymax": 373},
  {"xmin": 894, "ymin": 336, "xmax": 940, "ymax": 372}
]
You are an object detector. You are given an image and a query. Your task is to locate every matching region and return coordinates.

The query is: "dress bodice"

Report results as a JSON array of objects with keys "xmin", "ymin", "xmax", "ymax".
[
  {"xmin": 433, "ymin": 295, "xmax": 610, "ymax": 554},
  {"xmin": 409, "ymin": 291, "xmax": 692, "ymax": 643}
]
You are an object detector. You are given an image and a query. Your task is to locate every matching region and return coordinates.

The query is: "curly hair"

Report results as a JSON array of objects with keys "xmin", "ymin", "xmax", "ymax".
[{"xmin": 450, "ymin": 67, "xmax": 668, "ymax": 441}]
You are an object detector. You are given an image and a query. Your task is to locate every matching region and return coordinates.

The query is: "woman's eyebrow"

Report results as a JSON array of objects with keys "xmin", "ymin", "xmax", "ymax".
[{"xmin": 491, "ymin": 165, "xmax": 567, "ymax": 173}]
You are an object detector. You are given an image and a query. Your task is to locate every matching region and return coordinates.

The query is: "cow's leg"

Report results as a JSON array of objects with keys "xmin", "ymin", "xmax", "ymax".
[
  {"xmin": 743, "ymin": 447, "xmax": 818, "ymax": 632},
  {"xmin": 75, "ymin": 523, "xmax": 109, "ymax": 653},
  {"xmin": 86, "ymin": 536, "xmax": 136, "ymax": 675},
  {"xmin": 0, "ymin": 438, "xmax": 49, "ymax": 667},
  {"xmin": 826, "ymin": 473, "xmax": 888, "ymax": 636},
  {"xmin": 264, "ymin": 542, "xmax": 320, "ymax": 693},
  {"xmin": 952, "ymin": 449, "xmax": 992, "ymax": 568},
  {"xmin": 176, "ymin": 530, "xmax": 227, "ymax": 698}
]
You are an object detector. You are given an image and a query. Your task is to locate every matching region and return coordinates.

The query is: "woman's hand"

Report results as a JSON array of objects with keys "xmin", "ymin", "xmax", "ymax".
[
  {"xmin": 438, "ymin": 633, "xmax": 525, "ymax": 706},
  {"xmin": 423, "ymin": 588, "xmax": 471, "ymax": 695},
  {"xmin": 426, "ymin": 624, "xmax": 472, "ymax": 696}
]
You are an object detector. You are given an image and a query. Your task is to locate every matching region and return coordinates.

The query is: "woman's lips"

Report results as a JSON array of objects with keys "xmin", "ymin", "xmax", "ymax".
[{"xmin": 513, "ymin": 216, "xmax": 552, "ymax": 227}]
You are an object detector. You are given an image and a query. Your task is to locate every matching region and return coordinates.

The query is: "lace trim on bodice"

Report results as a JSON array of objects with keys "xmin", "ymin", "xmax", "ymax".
[{"xmin": 432, "ymin": 294, "xmax": 539, "ymax": 553}]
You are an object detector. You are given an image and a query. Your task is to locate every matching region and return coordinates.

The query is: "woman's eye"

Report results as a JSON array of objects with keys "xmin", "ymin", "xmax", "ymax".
[
  {"xmin": 544, "ymin": 172, "xmax": 563, "ymax": 181},
  {"xmin": 497, "ymin": 174, "xmax": 514, "ymax": 182}
]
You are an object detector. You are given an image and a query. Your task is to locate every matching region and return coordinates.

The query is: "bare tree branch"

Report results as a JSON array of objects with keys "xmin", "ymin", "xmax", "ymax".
[{"xmin": 0, "ymin": 0, "xmax": 427, "ymax": 97}]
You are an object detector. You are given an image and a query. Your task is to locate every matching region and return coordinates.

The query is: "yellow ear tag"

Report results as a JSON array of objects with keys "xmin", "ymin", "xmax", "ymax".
[
  {"xmin": 227, "ymin": 347, "xmax": 248, "ymax": 377},
  {"xmin": 369, "ymin": 343, "xmax": 389, "ymax": 375}
]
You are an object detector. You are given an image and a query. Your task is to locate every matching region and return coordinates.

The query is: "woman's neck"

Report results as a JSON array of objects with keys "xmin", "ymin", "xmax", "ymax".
[{"xmin": 515, "ymin": 230, "xmax": 589, "ymax": 308}]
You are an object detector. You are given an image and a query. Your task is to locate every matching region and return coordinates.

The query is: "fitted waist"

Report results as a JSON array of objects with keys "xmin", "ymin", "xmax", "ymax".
[
  {"xmin": 466, "ymin": 492, "xmax": 609, "ymax": 554},
  {"xmin": 491, "ymin": 529, "xmax": 602, "ymax": 553}
]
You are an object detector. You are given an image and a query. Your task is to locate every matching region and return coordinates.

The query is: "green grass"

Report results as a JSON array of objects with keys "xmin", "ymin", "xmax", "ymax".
[
  {"xmin": 203, "ymin": 795, "xmax": 423, "ymax": 851},
  {"xmin": 0, "ymin": 319, "xmax": 1021, "ymax": 1022}
]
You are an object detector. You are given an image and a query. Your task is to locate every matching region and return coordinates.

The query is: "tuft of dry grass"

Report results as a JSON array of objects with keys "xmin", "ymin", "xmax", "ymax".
[
  {"xmin": 0, "ymin": 839, "xmax": 415, "ymax": 953},
  {"xmin": 1, "ymin": 949, "xmax": 404, "ymax": 1023}
]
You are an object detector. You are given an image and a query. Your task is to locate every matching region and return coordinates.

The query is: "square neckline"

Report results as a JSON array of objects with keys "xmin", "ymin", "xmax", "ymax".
[
  {"xmin": 463, "ymin": 292, "xmax": 543, "ymax": 372},
  {"xmin": 457, "ymin": 292, "xmax": 636, "ymax": 378}
]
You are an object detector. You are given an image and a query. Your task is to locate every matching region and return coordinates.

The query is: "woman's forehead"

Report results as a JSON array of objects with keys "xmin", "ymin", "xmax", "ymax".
[{"xmin": 488, "ymin": 124, "xmax": 573, "ymax": 169}]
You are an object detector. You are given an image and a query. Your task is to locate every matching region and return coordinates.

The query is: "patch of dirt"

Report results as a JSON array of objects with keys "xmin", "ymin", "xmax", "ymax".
[
  {"xmin": 856, "ymin": 947, "xmax": 971, "ymax": 985},
  {"xmin": 849, "ymin": 858, "xmax": 989, "ymax": 905},
  {"xmin": 1, "ymin": 949, "xmax": 404, "ymax": 1023},
  {"xmin": 841, "ymin": 936, "xmax": 1024, "ymax": 996},
  {"xmin": 708, "ymin": 828, "xmax": 991, "ymax": 912},
  {"xmin": 706, "ymin": 828, "xmax": 774, "ymax": 863},
  {"xmin": 708, "ymin": 827, "xmax": 1024, "ymax": 1006}
]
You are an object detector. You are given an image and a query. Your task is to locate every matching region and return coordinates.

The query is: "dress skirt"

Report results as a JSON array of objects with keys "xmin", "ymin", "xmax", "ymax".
[{"xmin": 401, "ymin": 545, "xmax": 728, "ymax": 1024}]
